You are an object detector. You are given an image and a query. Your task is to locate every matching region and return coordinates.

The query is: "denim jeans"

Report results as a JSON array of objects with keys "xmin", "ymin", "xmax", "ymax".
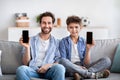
[
  {"xmin": 16, "ymin": 64, "xmax": 65, "ymax": 80},
  {"xmin": 59, "ymin": 57, "xmax": 111, "ymax": 78}
]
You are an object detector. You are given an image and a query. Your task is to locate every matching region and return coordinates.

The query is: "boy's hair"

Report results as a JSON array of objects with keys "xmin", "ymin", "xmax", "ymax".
[
  {"xmin": 38, "ymin": 12, "xmax": 55, "ymax": 24},
  {"xmin": 66, "ymin": 15, "xmax": 82, "ymax": 25}
]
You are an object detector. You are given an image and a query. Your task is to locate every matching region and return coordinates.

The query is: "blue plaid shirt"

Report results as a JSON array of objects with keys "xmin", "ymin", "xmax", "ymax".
[
  {"xmin": 59, "ymin": 36, "xmax": 86, "ymax": 65},
  {"xmin": 22, "ymin": 33, "xmax": 60, "ymax": 70}
]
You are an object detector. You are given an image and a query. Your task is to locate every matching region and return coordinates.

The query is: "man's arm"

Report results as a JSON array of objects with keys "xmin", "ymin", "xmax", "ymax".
[
  {"xmin": 19, "ymin": 37, "xmax": 31, "ymax": 65},
  {"xmin": 22, "ymin": 47, "xmax": 31, "ymax": 65}
]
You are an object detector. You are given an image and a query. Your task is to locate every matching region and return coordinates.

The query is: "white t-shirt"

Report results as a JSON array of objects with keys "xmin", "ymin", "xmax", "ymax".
[
  {"xmin": 71, "ymin": 42, "xmax": 80, "ymax": 63},
  {"xmin": 35, "ymin": 37, "xmax": 50, "ymax": 67}
]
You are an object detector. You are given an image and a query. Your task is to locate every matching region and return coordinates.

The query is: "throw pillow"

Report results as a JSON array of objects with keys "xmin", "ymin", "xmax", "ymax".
[
  {"xmin": 0, "ymin": 50, "xmax": 2, "ymax": 76},
  {"xmin": 111, "ymin": 43, "xmax": 120, "ymax": 73}
]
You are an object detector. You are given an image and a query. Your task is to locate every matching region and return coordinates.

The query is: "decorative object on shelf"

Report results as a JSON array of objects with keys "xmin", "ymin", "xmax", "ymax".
[
  {"xmin": 54, "ymin": 18, "xmax": 62, "ymax": 27},
  {"xmin": 15, "ymin": 13, "xmax": 30, "ymax": 27},
  {"xmin": 81, "ymin": 17, "xmax": 90, "ymax": 27},
  {"xmin": 57, "ymin": 18, "xmax": 61, "ymax": 27}
]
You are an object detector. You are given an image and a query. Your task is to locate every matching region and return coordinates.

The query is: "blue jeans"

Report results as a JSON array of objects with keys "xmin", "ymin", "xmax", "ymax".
[
  {"xmin": 16, "ymin": 64, "xmax": 65, "ymax": 80},
  {"xmin": 59, "ymin": 57, "xmax": 111, "ymax": 78}
]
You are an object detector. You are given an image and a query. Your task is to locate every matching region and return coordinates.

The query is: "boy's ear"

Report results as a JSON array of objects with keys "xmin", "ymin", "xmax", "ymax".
[
  {"xmin": 81, "ymin": 26, "xmax": 83, "ymax": 29},
  {"xmin": 80, "ymin": 24, "xmax": 83, "ymax": 29},
  {"xmin": 67, "ymin": 26, "xmax": 70, "ymax": 31},
  {"xmin": 67, "ymin": 26, "xmax": 69, "ymax": 30},
  {"xmin": 79, "ymin": 25, "xmax": 82, "ymax": 29}
]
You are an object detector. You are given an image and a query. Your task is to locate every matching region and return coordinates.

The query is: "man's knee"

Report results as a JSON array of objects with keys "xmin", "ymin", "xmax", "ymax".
[
  {"xmin": 52, "ymin": 64, "xmax": 66, "ymax": 73},
  {"xmin": 16, "ymin": 65, "xmax": 29, "ymax": 73}
]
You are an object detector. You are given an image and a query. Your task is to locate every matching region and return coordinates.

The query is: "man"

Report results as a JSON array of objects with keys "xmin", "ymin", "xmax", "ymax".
[
  {"xmin": 16, "ymin": 12, "xmax": 65, "ymax": 80},
  {"xmin": 59, "ymin": 15, "xmax": 111, "ymax": 80}
]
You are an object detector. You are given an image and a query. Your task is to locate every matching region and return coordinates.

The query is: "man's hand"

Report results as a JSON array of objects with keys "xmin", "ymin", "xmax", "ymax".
[
  {"xmin": 37, "ymin": 64, "xmax": 53, "ymax": 73},
  {"xmin": 19, "ymin": 37, "xmax": 30, "ymax": 48}
]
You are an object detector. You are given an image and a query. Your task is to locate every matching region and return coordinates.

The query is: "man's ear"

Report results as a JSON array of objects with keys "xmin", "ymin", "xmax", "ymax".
[{"xmin": 39, "ymin": 24, "xmax": 41, "ymax": 27}]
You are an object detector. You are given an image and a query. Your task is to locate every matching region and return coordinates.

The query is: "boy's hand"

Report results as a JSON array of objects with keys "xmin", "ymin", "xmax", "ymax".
[{"xmin": 86, "ymin": 40, "xmax": 95, "ymax": 50}]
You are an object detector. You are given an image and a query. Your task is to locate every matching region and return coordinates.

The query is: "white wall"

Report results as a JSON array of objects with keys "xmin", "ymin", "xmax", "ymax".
[{"xmin": 0, "ymin": 0, "xmax": 120, "ymax": 40}]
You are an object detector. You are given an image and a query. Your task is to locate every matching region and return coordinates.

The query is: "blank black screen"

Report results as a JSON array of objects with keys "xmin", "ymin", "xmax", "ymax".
[
  {"xmin": 86, "ymin": 32, "xmax": 93, "ymax": 44},
  {"xmin": 22, "ymin": 30, "xmax": 29, "ymax": 43}
]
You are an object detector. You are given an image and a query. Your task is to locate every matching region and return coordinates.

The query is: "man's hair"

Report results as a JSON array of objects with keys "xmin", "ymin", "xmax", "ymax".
[
  {"xmin": 38, "ymin": 12, "xmax": 55, "ymax": 24},
  {"xmin": 66, "ymin": 15, "xmax": 81, "ymax": 25}
]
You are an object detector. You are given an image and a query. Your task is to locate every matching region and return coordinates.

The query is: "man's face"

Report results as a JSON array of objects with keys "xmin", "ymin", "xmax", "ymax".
[
  {"xmin": 67, "ymin": 23, "xmax": 82, "ymax": 37},
  {"xmin": 40, "ymin": 16, "xmax": 53, "ymax": 34}
]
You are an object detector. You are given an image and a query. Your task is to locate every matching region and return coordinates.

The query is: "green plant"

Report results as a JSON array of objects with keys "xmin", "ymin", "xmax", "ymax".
[{"xmin": 36, "ymin": 15, "xmax": 40, "ymax": 23}]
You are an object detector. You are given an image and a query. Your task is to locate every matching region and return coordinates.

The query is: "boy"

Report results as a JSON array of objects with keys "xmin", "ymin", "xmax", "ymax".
[{"xmin": 59, "ymin": 15, "xmax": 111, "ymax": 79}]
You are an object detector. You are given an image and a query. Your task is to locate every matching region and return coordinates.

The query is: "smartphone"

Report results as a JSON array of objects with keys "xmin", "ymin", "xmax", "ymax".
[
  {"xmin": 22, "ymin": 30, "xmax": 29, "ymax": 43},
  {"xmin": 86, "ymin": 32, "xmax": 93, "ymax": 44}
]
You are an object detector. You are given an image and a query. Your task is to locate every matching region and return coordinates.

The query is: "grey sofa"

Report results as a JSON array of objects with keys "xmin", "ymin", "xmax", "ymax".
[{"xmin": 0, "ymin": 38, "xmax": 120, "ymax": 80}]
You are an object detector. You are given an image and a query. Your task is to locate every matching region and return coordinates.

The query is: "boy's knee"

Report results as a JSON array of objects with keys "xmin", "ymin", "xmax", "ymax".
[
  {"xmin": 58, "ymin": 58, "xmax": 68, "ymax": 64},
  {"xmin": 103, "ymin": 57, "xmax": 111, "ymax": 67}
]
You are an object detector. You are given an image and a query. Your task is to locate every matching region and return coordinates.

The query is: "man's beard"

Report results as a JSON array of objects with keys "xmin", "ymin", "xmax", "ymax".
[{"xmin": 41, "ymin": 28, "xmax": 52, "ymax": 34}]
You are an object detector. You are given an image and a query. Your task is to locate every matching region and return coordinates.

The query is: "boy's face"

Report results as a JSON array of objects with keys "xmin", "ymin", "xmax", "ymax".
[
  {"xmin": 67, "ymin": 23, "xmax": 82, "ymax": 37},
  {"xmin": 40, "ymin": 16, "xmax": 53, "ymax": 34}
]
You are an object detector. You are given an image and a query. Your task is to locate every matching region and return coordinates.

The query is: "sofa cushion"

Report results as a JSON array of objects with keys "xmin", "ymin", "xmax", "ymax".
[
  {"xmin": 111, "ymin": 43, "xmax": 120, "ymax": 73},
  {"xmin": 0, "ymin": 74, "xmax": 16, "ymax": 80},
  {"xmin": 0, "ymin": 40, "xmax": 23, "ymax": 74},
  {"xmin": 0, "ymin": 50, "xmax": 2, "ymax": 76},
  {"xmin": 90, "ymin": 38, "xmax": 120, "ymax": 63}
]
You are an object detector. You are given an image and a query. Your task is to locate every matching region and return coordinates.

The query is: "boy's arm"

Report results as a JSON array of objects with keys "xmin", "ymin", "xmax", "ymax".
[{"xmin": 84, "ymin": 40, "xmax": 95, "ymax": 65}]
